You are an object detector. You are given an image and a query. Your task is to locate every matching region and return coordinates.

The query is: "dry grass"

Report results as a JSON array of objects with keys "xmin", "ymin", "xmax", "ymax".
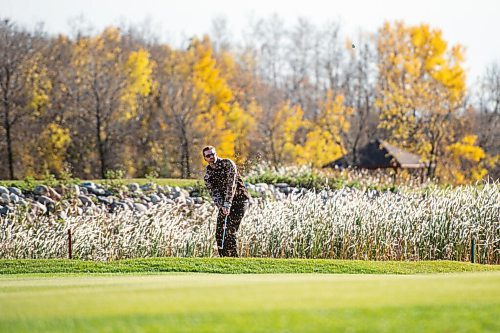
[{"xmin": 1, "ymin": 184, "xmax": 498, "ymax": 263}]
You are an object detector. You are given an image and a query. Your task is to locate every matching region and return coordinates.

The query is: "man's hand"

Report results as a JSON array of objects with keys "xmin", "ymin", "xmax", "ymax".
[{"xmin": 221, "ymin": 201, "xmax": 231, "ymax": 216}]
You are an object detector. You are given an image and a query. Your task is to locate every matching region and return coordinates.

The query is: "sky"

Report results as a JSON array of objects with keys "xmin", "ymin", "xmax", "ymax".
[{"xmin": 1, "ymin": 0, "xmax": 499, "ymax": 86}]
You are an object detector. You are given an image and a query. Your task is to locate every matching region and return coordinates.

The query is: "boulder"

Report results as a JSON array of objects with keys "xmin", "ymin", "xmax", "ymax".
[
  {"xmin": 150, "ymin": 194, "xmax": 161, "ymax": 204},
  {"xmin": 157, "ymin": 186, "xmax": 170, "ymax": 194},
  {"xmin": 0, "ymin": 205, "xmax": 9, "ymax": 216},
  {"xmin": 193, "ymin": 197, "xmax": 204, "ymax": 204},
  {"xmin": 140, "ymin": 183, "xmax": 156, "ymax": 192},
  {"xmin": 97, "ymin": 196, "xmax": 113, "ymax": 205},
  {"xmin": 8, "ymin": 187, "xmax": 23, "ymax": 197},
  {"xmin": 133, "ymin": 203, "xmax": 148, "ymax": 213},
  {"xmin": 91, "ymin": 188, "xmax": 107, "ymax": 196},
  {"xmin": 38, "ymin": 195, "xmax": 56, "ymax": 212},
  {"xmin": 128, "ymin": 183, "xmax": 140, "ymax": 192},
  {"xmin": 78, "ymin": 195, "xmax": 95, "ymax": 207},
  {"xmin": 9, "ymin": 193, "xmax": 20, "ymax": 204},
  {"xmin": 33, "ymin": 185, "xmax": 49, "ymax": 196},
  {"xmin": 0, "ymin": 193, "xmax": 10, "ymax": 205},
  {"xmin": 80, "ymin": 182, "xmax": 97, "ymax": 190},
  {"xmin": 38, "ymin": 195, "xmax": 56, "ymax": 206},
  {"xmin": 121, "ymin": 198, "xmax": 135, "ymax": 210},
  {"xmin": 110, "ymin": 201, "xmax": 129, "ymax": 212},
  {"xmin": 171, "ymin": 188, "xmax": 181, "ymax": 199}
]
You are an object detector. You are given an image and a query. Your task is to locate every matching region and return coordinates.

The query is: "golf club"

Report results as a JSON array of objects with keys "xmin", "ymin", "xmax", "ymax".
[{"xmin": 220, "ymin": 215, "xmax": 229, "ymax": 250}]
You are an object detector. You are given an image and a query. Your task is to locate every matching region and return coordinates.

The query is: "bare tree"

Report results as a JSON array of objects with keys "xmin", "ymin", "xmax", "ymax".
[
  {"xmin": 0, "ymin": 19, "xmax": 36, "ymax": 179},
  {"xmin": 320, "ymin": 21, "xmax": 345, "ymax": 93},
  {"xmin": 285, "ymin": 18, "xmax": 315, "ymax": 109},
  {"xmin": 476, "ymin": 62, "xmax": 500, "ymax": 178},
  {"xmin": 210, "ymin": 16, "xmax": 232, "ymax": 54},
  {"xmin": 243, "ymin": 14, "xmax": 287, "ymax": 90},
  {"xmin": 343, "ymin": 31, "xmax": 379, "ymax": 163}
]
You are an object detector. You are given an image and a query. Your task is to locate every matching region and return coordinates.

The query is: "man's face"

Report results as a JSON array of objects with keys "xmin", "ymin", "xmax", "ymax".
[{"xmin": 203, "ymin": 149, "xmax": 217, "ymax": 164}]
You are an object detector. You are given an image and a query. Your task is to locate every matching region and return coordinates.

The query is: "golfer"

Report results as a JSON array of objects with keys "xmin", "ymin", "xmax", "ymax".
[{"xmin": 203, "ymin": 146, "xmax": 250, "ymax": 257}]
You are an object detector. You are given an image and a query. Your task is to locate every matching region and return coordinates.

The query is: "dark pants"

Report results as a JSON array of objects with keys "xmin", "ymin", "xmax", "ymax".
[{"xmin": 216, "ymin": 200, "xmax": 247, "ymax": 257}]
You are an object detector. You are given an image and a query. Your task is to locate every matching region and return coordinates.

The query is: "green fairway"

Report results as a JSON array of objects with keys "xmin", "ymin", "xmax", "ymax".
[{"xmin": 1, "ymin": 272, "xmax": 499, "ymax": 333}]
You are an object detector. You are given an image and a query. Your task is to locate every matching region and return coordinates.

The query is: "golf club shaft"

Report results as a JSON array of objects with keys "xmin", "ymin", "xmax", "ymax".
[{"xmin": 221, "ymin": 215, "xmax": 228, "ymax": 249}]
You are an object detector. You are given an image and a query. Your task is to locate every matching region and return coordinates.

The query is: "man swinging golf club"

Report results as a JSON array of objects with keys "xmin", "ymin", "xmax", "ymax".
[{"xmin": 203, "ymin": 146, "xmax": 250, "ymax": 257}]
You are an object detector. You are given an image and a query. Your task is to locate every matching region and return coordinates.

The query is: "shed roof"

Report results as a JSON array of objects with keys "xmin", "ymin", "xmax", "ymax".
[{"xmin": 323, "ymin": 139, "xmax": 425, "ymax": 169}]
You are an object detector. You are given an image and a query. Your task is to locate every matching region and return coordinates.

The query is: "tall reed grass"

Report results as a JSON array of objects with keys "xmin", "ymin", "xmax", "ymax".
[{"xmin": 1, "ymin": 184, "xmax": 498, "ymax": 263}]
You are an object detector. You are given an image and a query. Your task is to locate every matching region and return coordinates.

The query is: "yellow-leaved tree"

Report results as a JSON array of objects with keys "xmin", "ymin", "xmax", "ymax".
[
  {"xmin": 377, "ymin": 21, "xmax": 467, "ymax": 180},
  {"xmin": 226, "ymin": 101, "xmax": 257, "ymax": 167},
  {"xmin": 260, "ymin": 102, "xmax": 306, "ymax": 166},
  {"xmin": 36, "ymin": 123, "xmax": 71, "ymax": 175},
  {"xmin": 121, "ymin": 48, "xmax": 155, "ymax": 119},
  {"xmin": 445, "ymin": 135, "xmax": 488, "ymax": 184},
  {"xmin": 156, "ymin": 36, "xmax": 240, "ymax": 177},
  {"xmin": 214, "ymin": 48, "xmax": 260, "ymax": 168},
  {"xmin": 296, "ymin": 91, "xmax": 352, "ymax": 167},
  {"xmin": 18, "ymin": 52, "xmax": 57, "ymax": 177},
  {"xmin": 192, "ymin": 37, "xmax": 235, "ymax": 159},
  {"xmin": 72, "ymin": 27, "xmax": 154, "ymax": 178}
]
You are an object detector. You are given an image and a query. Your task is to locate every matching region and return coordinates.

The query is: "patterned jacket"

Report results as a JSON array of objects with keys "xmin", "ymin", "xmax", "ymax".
[{"xmin": 204, "ymin": 158, "xmax": 250, "ymax": 208}]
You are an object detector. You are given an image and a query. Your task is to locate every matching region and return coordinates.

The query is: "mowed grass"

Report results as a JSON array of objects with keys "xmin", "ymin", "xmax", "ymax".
[
  {"xmin": 1, "ymin": 258, "xmax": 499, "ymax": 274},
  {"xmin": 0, "ymin": 272, "xmax": 499, "ymax": 333},
  {"xmin": 0, "ymin": 259, "xmax": 499, "ymax": 332},
  {"xmin": 93, "ymin": 178, "xmax": 199, "ymax": 187},
  {"xmin": 0, "ymin": 178, "xmax": 199, "ymax": 189}
]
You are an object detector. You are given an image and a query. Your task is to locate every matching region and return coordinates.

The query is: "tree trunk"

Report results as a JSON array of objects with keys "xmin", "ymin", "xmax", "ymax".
[
  {"xmin": 1, "ymin": 67, "xmax": 15, "ymax": 180},
  {"xmin": 179, "ymin": 123, "xmax": 190, "ymax": 178},
  {"xmin": 3, "ymin": 100, "xmax": 14, "ymax": 179},
  {"xmin": 427, "ymin": 142, "xmax": 436, "ymax": 179},
  {"xmin": 95, "ymin": 103, "xmax": 106, "ymax": 179}
]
